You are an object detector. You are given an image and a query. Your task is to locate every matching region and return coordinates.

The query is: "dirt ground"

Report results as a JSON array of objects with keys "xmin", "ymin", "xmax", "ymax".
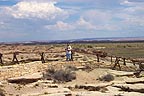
[{"xmin": 0, "ymin": 45, "xmax": 143, "ymax": 96}]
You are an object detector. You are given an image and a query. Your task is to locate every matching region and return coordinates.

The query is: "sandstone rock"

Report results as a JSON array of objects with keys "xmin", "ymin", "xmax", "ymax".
[
  {"xmin": 72, "ymin": 91, "xmax": 115, "ymax": 96},
  {"xmin": 122, "ymin": 92, "xmax": 144, "ymax": 96},
  {"xmin": 38, "ymin": 93, "xmax": 72, "ymax": 96},
  {"xmin": 109, "ymin": 70, "xmax": 134, "ymax": 76},
  {"xmin": 76, "ymin": 66, "xmax": 88, "ymax": 70},
  {"xmin": 47, "ymin": 58, "xmax": 60, "ymax": 61},
  {"xmin": 75, "ymin": 82, "xmax": 113, "ymax": 91},
  {"xmin": 7, "ymin": 72, "xmax": 43, "ymax": 84},
  {"xmin": 21, "ymin": 88, "xmax": 71, "ymax": 96},
  {"xmin": 125, "ymin": 78, "xmax": 144, "ymax": 84},
  {"xmin": 113, "ymin": 83, "xmax": 144, "ymax": 93},
  {"xmin": 73, "ymin": 86, "xmax": 144, "ymax": 96}
]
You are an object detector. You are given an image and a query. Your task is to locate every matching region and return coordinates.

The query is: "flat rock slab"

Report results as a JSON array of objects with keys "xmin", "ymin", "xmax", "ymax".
[
  {"xmin": 47, "ymin": 58, "xmax": 60, "ymax": 61},
  {"xmin": 108, "ymin": 70, "xmax": 134, "ymax": 76},
  {"xmin": 7, "ymin": 72, "xmax": 43, "ymax": 84},
  {"xmin": 72, "ymin": 91, "xmax": 115, "ymax": 96},
  {"xmin": 72, "ymin": 91, "xmax": 144, "ymax": 96},
  {"xmin": 21, "ymin": 88, "xmax": 71, "ymax": 96},
  {"xmin": 113, "ymin": 83, "xmax": 144, "ymax": 93},
  {"xmin": 75, "ymin": 82, "xmax": 113, "ymax": 91},
  {"xmin": 125, "ymin": 77, "xmax": 144, "ymax": 84},
  {"xmin": 122, "ymin": 92, "xmax": 144, "ymax": 96}
]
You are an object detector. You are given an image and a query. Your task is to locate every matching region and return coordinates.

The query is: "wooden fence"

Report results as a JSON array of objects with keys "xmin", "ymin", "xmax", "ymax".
[
  {"xmin": 0, "ymin": 48, "xmax": 144, "ymax": 77},
  {"xmin": 74, "ymin": 48, "xmax": 144, "ymax": 77}
]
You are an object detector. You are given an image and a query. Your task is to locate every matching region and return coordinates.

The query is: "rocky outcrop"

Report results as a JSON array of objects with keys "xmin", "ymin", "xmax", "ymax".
[
  {"xmin": 125, "ymin": 78, "xmax": 144, "ymax": 84},
  {"xmin": 0, "ymin": 61, "xmax": 48, "ymax": 80},
  {"xmin": 113, "ymin": 84, "xmax": 144, "ymax": 93},
  {"xmin": 7, "ymin": 73, "xmax": 43, "ymax": 84},
  {"xmin": 75, "ymin": 82, "xmax": 113, "ymax": 91},
  {"xmin": 21, "ymin": 88, "xmax": 71, "ymax": 96},
  {"xmin": 109, "ymin": 69, "xmax": 134, "ymax": 76}
]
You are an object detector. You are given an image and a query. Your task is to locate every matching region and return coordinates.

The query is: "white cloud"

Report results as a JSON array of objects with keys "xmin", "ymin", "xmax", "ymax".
[
  {"xmin": 76, "ymin": 18, "xmax": 96, "ymax": 30},
  {"xmin": 0, "ymin": 31, "xmax": 27, "ymax": 39},
  {"xmin": 0, "ymin": 0, "xmax": 144, "ymax": 41},
  {"xmin": 45, "ymin": 17, "xmax": 120, "ymax": 33},
  {"xmin": 118, "ymin": 0, "xmax": 144, "ymax": 27},
  {"xmin": 79, "ymin": 10, "xmax": 120, "ymax": 31},
  {"xmin": 3, "ymin": 1, "xmax": 68, "ymax": 20},
  {"xmin": 121, "ymin": 0, "xmax": 144, "ymax": 6},
  {"xmin": 128, "ymin": 0, "xmax": 144, "ymax": 2},
  {"xmin": 0, "ymin": 0, "xmax": 70, "ymax": 40},
  {"xmin": 76, "ymin": 18, "xmax": 101, "ymax": 30},
  {"xmin": 45, "ymin": 21, "xmax": 74, "ymax": 31},
  {"xmin": 82, "ymin": 10, "xmax": 112, "ymax": 24}
]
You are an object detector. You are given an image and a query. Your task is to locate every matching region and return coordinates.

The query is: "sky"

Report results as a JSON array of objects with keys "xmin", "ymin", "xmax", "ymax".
[{"xmin": 0, "ymin": 0, "xmax": 144, "ymax": 42}]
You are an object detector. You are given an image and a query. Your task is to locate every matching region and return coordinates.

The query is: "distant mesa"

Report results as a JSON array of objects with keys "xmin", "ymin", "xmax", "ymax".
[{"xmin": 0, "ymin": 37, "xmax": 144, "ymax": 45}]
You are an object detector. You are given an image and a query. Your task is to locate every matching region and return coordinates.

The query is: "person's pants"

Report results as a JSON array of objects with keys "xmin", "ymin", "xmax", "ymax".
[{"xmin": 66, "ymin": 53, "xmax": 71, "ymax": 61}]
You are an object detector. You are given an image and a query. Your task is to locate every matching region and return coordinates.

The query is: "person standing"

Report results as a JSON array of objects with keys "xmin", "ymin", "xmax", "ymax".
[{"xmin": 65, "ymin": 44, "xmax": 72, "ymax": 61}]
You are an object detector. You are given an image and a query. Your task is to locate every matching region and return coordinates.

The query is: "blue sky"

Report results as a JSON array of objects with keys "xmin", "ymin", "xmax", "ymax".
[{"xmin": 0, "ymin": 0, "xmax": 144, "ymax": 42}]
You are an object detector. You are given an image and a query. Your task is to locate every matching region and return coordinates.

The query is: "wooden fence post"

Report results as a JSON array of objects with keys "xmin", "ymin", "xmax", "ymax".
[
  {"xmin": 12, "ymin": 52, "xmax": 19, "ymax": 64},
  {"xmin": 134, "ymin": 62, "xmax": 144, "ymax": 77},
  {"xmin": 0, "ymin": 53, "xmax": 3, "ymax": 64},
  {"xmin": 71, "ymin": 51, "xmax": 74, "ymax": 61},
  {"xmin": 96, "ymin": 54, "xmax": 100, "ymax": 62},
  {"xmin": 123, "ymin": 58, "xmax": 126, "ymax": 65},
  {"xmin": 112, "ymin": 57, "xmax": 121, "ymax": 70},
  {"xmin": 131, "ymin": 59, "xmax": 136, "ymax": 66},
  {"xmin": 110, "ymin": 56, "xmax": 113, "ymax": 64},
  {"xmin": 40, "ymin": 52, "xmax": 45, "ymax": 63}
]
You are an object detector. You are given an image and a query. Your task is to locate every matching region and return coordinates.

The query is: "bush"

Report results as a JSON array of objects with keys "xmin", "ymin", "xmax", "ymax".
[
  {"xmin": 53, "ymin": 69, "xmax": 76, "ymax": 82},
  {"xmin": 87, "ymin": 45, "xmax": 93, "ymax": 48},
  {"xmin": 65, "ymin": 65, "xmax": 78, "ymax": 71},
  {"xmin": 98, "ymin": 74, "xmax": 114, "ymax": 82},
  {"xmin": 43, "ymin": 67, "xmax": 76, "ymax": 83}
]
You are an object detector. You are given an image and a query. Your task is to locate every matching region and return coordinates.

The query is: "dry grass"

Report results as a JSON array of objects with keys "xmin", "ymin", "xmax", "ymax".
[
  {"xmin": 98, "ymin": 73, "xmax": 114, "ymax": 82},
  {"xmin": 43, "ymin": 66, "xmax": 76, "ymax": 83}
]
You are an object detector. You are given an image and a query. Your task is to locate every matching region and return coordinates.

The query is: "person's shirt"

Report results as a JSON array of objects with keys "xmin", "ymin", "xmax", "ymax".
[{"xmin": 66, "ymin": 45, "xmax": 72, "ymax": 54}]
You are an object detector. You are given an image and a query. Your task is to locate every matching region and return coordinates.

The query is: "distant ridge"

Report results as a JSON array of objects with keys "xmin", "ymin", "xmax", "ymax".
[{"xmin": 0, "ymin": 37, "xmax": 144, "ymax": 45}]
